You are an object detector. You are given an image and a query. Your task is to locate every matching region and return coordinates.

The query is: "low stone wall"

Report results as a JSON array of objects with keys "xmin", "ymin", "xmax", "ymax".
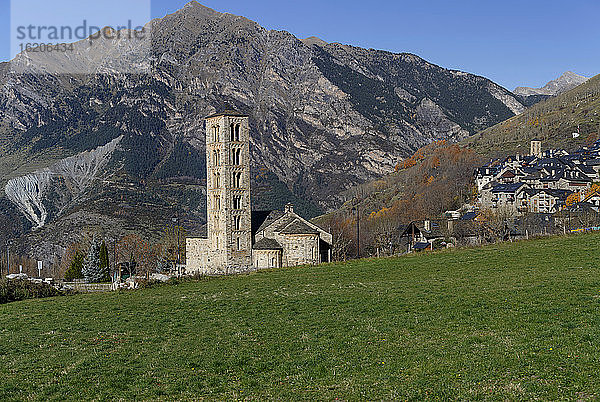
[{"xmin": 62, "ymin": 282, "xmax": 115, "ymax": 293}]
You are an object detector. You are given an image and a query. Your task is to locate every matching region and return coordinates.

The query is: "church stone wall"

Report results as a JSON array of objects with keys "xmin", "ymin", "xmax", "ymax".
[
  {"xmin": 281, "ymin": 234, "xmax": 320, "ymax": 267},
  {"xmin": 253, "ymin": 249, "xmax": 282, "ymax": 270}
]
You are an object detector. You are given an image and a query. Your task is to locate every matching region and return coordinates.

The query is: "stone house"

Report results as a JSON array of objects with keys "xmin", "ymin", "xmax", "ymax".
[
  {"xmin": 489, "ymin": 182, "xmax": 529, "ymax": 215},
  {"xmin": 522, "ymin": 189, "xmax": 571, "ymax": 214},
  {"xmin": 539, "ymin": 169, "xmax": 591, "ymax": 191},
  {"xmin": 475, "ymin": 165, "xmax": 502, "ymax": 192}
]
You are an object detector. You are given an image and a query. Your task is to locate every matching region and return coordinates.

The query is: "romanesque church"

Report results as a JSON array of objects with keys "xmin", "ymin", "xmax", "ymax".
[{"xmin": 186, "ymin": 111, "xmax": 332, "ymax": 275}]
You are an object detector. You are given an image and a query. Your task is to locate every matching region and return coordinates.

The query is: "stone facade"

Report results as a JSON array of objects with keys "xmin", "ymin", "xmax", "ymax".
[
  {"xmin": 187, "ymin": 111, "xmax": 252, "ymax": 275},
  {"xmin": 186, "ymin": 111, "xmax": 333, "ymax": 275},
  {"xmin": 477, "ymin": 140, "xmax": 598, "ymax": 216},
  {"xmin": 530, "ymin": 139, "xmax": 542, "ymax": 157},
  {"xmin": 252, "ymin": 204, "xmax": 332, "ymax": 269}
]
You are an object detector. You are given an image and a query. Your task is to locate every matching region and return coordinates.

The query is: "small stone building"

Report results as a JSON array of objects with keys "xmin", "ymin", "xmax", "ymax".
[
  {"xmin": 186, "ymin": 110, "xmax": 332, "ymax": 275},
  {"xmin": 252, "ymin": 204, "xmax": 332, "ymax": 269}
]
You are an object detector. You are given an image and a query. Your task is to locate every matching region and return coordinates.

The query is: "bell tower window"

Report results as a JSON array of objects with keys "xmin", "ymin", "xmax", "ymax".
[
  {"xmin": 233, "ymin": 172, "xmax": 242, "ymax": 188},
  {"xmin": 232, "ymin": 148, "xmax": 241, "ymax": 165},
  {"xmin": 233, "ymin": 195, "xmax": 242, "ymax": 210}
]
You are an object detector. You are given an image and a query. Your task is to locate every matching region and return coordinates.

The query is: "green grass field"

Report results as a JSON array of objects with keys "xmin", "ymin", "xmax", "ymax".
[{"xmin": 1, "ymin": 234, "xmax": 600, "ymax": 400}]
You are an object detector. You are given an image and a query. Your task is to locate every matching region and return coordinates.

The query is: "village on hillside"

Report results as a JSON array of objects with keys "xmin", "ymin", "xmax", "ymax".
[{"xmin": 401, "ymin": 138, "xmax": 600, "ymax": 253}]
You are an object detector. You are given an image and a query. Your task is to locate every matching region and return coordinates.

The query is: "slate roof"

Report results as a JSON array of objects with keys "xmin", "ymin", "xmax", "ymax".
[
  {"xmin": 460, "ymin": 211, "xmax": 478, "ymax": 221},
  {"xmin": 524, "ymin": 188, "xmax": 571, "ymax": 200},
  {"xmin": 206, "ymin": 109, "xmax": 248, "ymax": 119},
  {"xmin": 413, "ymin": 242, "xmax": 431, "ymax": 250},
  {"xmin": 535, "ymin": 157, "xmax": 566, "ymax": 169},
  {"xmin": 398, "ymin": 222, "xmax": 421, "ymax": 237},
  {"xmin": 279, "ymin": 219, "xmax": 319, "ymax": 235},
  {"xmin": 522, "ymin": 172, "xmax": 542, "ymax": 181},
  {"xmin": 585, "ymin": 158, "xmax": 600, "ymax": 166},
  {"xmin": 275, "ymin": 215, "xmax": 298, "ymax": 231},
  {"xmin": 562, "ymin": 170, "xmax": 592, "ymax": 182},
  {"xmin": 253, "ymin": 210, "xmax": 284, "ymax": 234},
  {"xmin": 421, "ymin": 220, "xmax": 445, "ymax": 239},
  {"xmin": 576, "ymin": 165, "xmax": 596, "ymax": 175},
  {"xmin": 252, "ymin": 237, "xmax": 283, "ymax": 250},
  {"xmin": 521, "ymin": 166, "xmax": 541, "ymax": 175},
  {"xmin": 564, "ymin": 202, "xmax": 596, "ymax": 213},
  {"xmin": 491, "ymin": 183, "xmax": 526, "ymax": 193}
]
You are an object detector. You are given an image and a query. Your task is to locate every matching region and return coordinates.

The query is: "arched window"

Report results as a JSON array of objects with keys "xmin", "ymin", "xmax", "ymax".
[
  {"xmin": 233, "ymin": 172, "xmax": 242, "ymax": 188},
  {"xmin": 232, "ymin": 148, "xmax": 241, "ymax": 165},
  {"xmin": 234, "ymin": 124, "xmax": 241, "ymax": 141},
  {"xmin": 214, "ymin": 195, "xmax": 221, "ymax": 210},
  {"xmin": 271, "ymin": 257, "xmax": 275, "ymax": 267},
  {"xmin": 233, "ymin": 195, "xmax": 242, "ymax": 209},
  {"xmin": 212, "ymin": 126, "xmax": 219, "ymax": 142},
  {"xmin": 234, "ymin": 216, "xmax": 241, "ymax": 230},
  {"xmin": 236, "ymin": 237, "xmax": 241, "ymax": 251},
  {"xmin": 230, "ymin": 123, "xmax": 235, "ymax": 141},
  {"xmin": 213, "ymin": 150, "xmax": 221, "ymax": 166}
]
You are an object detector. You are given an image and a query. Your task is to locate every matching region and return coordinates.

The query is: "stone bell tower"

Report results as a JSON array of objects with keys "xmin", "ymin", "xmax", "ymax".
[{"xmin": 204, "ymin": 110, "xmax": 252, "ymax": 273}]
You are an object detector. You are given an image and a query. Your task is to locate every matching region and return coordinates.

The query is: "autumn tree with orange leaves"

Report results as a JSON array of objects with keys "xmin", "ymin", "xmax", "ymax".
[
  {"xmin": 332, "ymin": 141, "xmax": 482, "ymax": 256},
  {"xmin": 565, "ymin": 192, "xmax": 581, "ymax": 207}
]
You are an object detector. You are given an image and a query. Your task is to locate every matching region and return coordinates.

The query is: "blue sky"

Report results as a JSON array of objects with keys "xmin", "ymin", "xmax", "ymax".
[{"xmin": 1, "ymin": 0, "xmax": 598, "ymax": 90}]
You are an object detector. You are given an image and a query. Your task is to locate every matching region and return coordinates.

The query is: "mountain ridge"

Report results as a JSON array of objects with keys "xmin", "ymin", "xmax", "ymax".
[
  {"xmin": 464, "ymin": 73, "xmax": 600, "ymax": 157},
  {"xmin": 0, "ymin": 1, "xmax": 526, "ymax": 264},
  {"xmin": 514, "ymin": 71, "xmax": 589, "ymax": 97}
]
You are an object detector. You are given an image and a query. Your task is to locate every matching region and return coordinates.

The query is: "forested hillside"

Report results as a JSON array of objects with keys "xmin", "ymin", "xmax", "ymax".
[{"xmin": 464, "ymin": 74, "xmax": 600, "ymax": 157}]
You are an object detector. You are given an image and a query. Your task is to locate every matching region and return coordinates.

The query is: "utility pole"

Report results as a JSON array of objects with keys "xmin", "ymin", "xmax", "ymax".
[
  {"xmin": 352, "ymin": 203, "xmax": 360, "ymax": 259},
  {"xmin": 176, "ymin": 210, "xmax": 181, "ymax": 267},
  {"xmin": 5, "ymin": 240, "xmax": 10, "ymax": 275},
  {"xmin": 113, "ymin": 238, "xmax": 118, "ymax": 283}
]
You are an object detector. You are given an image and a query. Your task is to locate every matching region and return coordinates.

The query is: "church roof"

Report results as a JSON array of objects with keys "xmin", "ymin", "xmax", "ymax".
[
  {"xmin": 206, "ymin": 109, "xmax": 248, "ymax": 119},
  {"xmin": 252, "ymin": 237, "xmax": 283, "ymax": 250},
  {"xmin": 253, "ymin": 207, "xmax": 331, "ymax": 240},
  {"xmin": 252, "ymin": 210, "xmax": 275, "ymax": 235},
  {"xmin": 279, "ymin": 219, "xmax": 319, "ymax": 235},
  {"xmin": 254, "ymin": 210, "xmax": 285, "ymax": 234},
  {"xmin": 275, "ymin": 215, "xmax": 298, "ymax": 231}
]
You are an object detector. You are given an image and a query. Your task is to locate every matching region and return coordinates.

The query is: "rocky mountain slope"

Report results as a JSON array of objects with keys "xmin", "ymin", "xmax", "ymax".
[
  {"xmin": 514, "ymin": 71, "xmax": 589, "ymax": 106},
  {"xmin": 0, "ymin": 1, "xmax": 526, "ymax": 263}
]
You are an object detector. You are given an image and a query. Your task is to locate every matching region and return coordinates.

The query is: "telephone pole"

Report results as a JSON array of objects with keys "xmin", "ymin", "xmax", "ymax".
[
  {"xmin": 5, "ymin": 240, "xmax": 11, "ymax": 275},
  {"xmin": 352, "ymin": 201, "xmax": 360, "ymax": 259}
]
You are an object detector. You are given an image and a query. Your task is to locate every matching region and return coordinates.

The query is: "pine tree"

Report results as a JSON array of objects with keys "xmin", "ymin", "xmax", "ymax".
[
  {"xmin": 82, "ymin": 238, "xmax": 105, "ymax": 283},
  {"xmin": 64, "ymin": 251, "xmax": 85, "ymax": 281},
  {"xmin": 99, "ymin": 241, "xmax": 110, "ymax": 282}
]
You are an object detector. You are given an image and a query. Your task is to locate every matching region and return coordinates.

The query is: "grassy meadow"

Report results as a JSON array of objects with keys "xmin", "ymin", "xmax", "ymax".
[{"xmin": 1, "ymin": 234, "xmax": 600, "ymax": 400}]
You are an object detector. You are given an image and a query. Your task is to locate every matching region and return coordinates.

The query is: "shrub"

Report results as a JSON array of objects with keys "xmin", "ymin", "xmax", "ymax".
[{"xmin": 0, "ymin": 279, "xmax": 62, "ymax": 304}]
